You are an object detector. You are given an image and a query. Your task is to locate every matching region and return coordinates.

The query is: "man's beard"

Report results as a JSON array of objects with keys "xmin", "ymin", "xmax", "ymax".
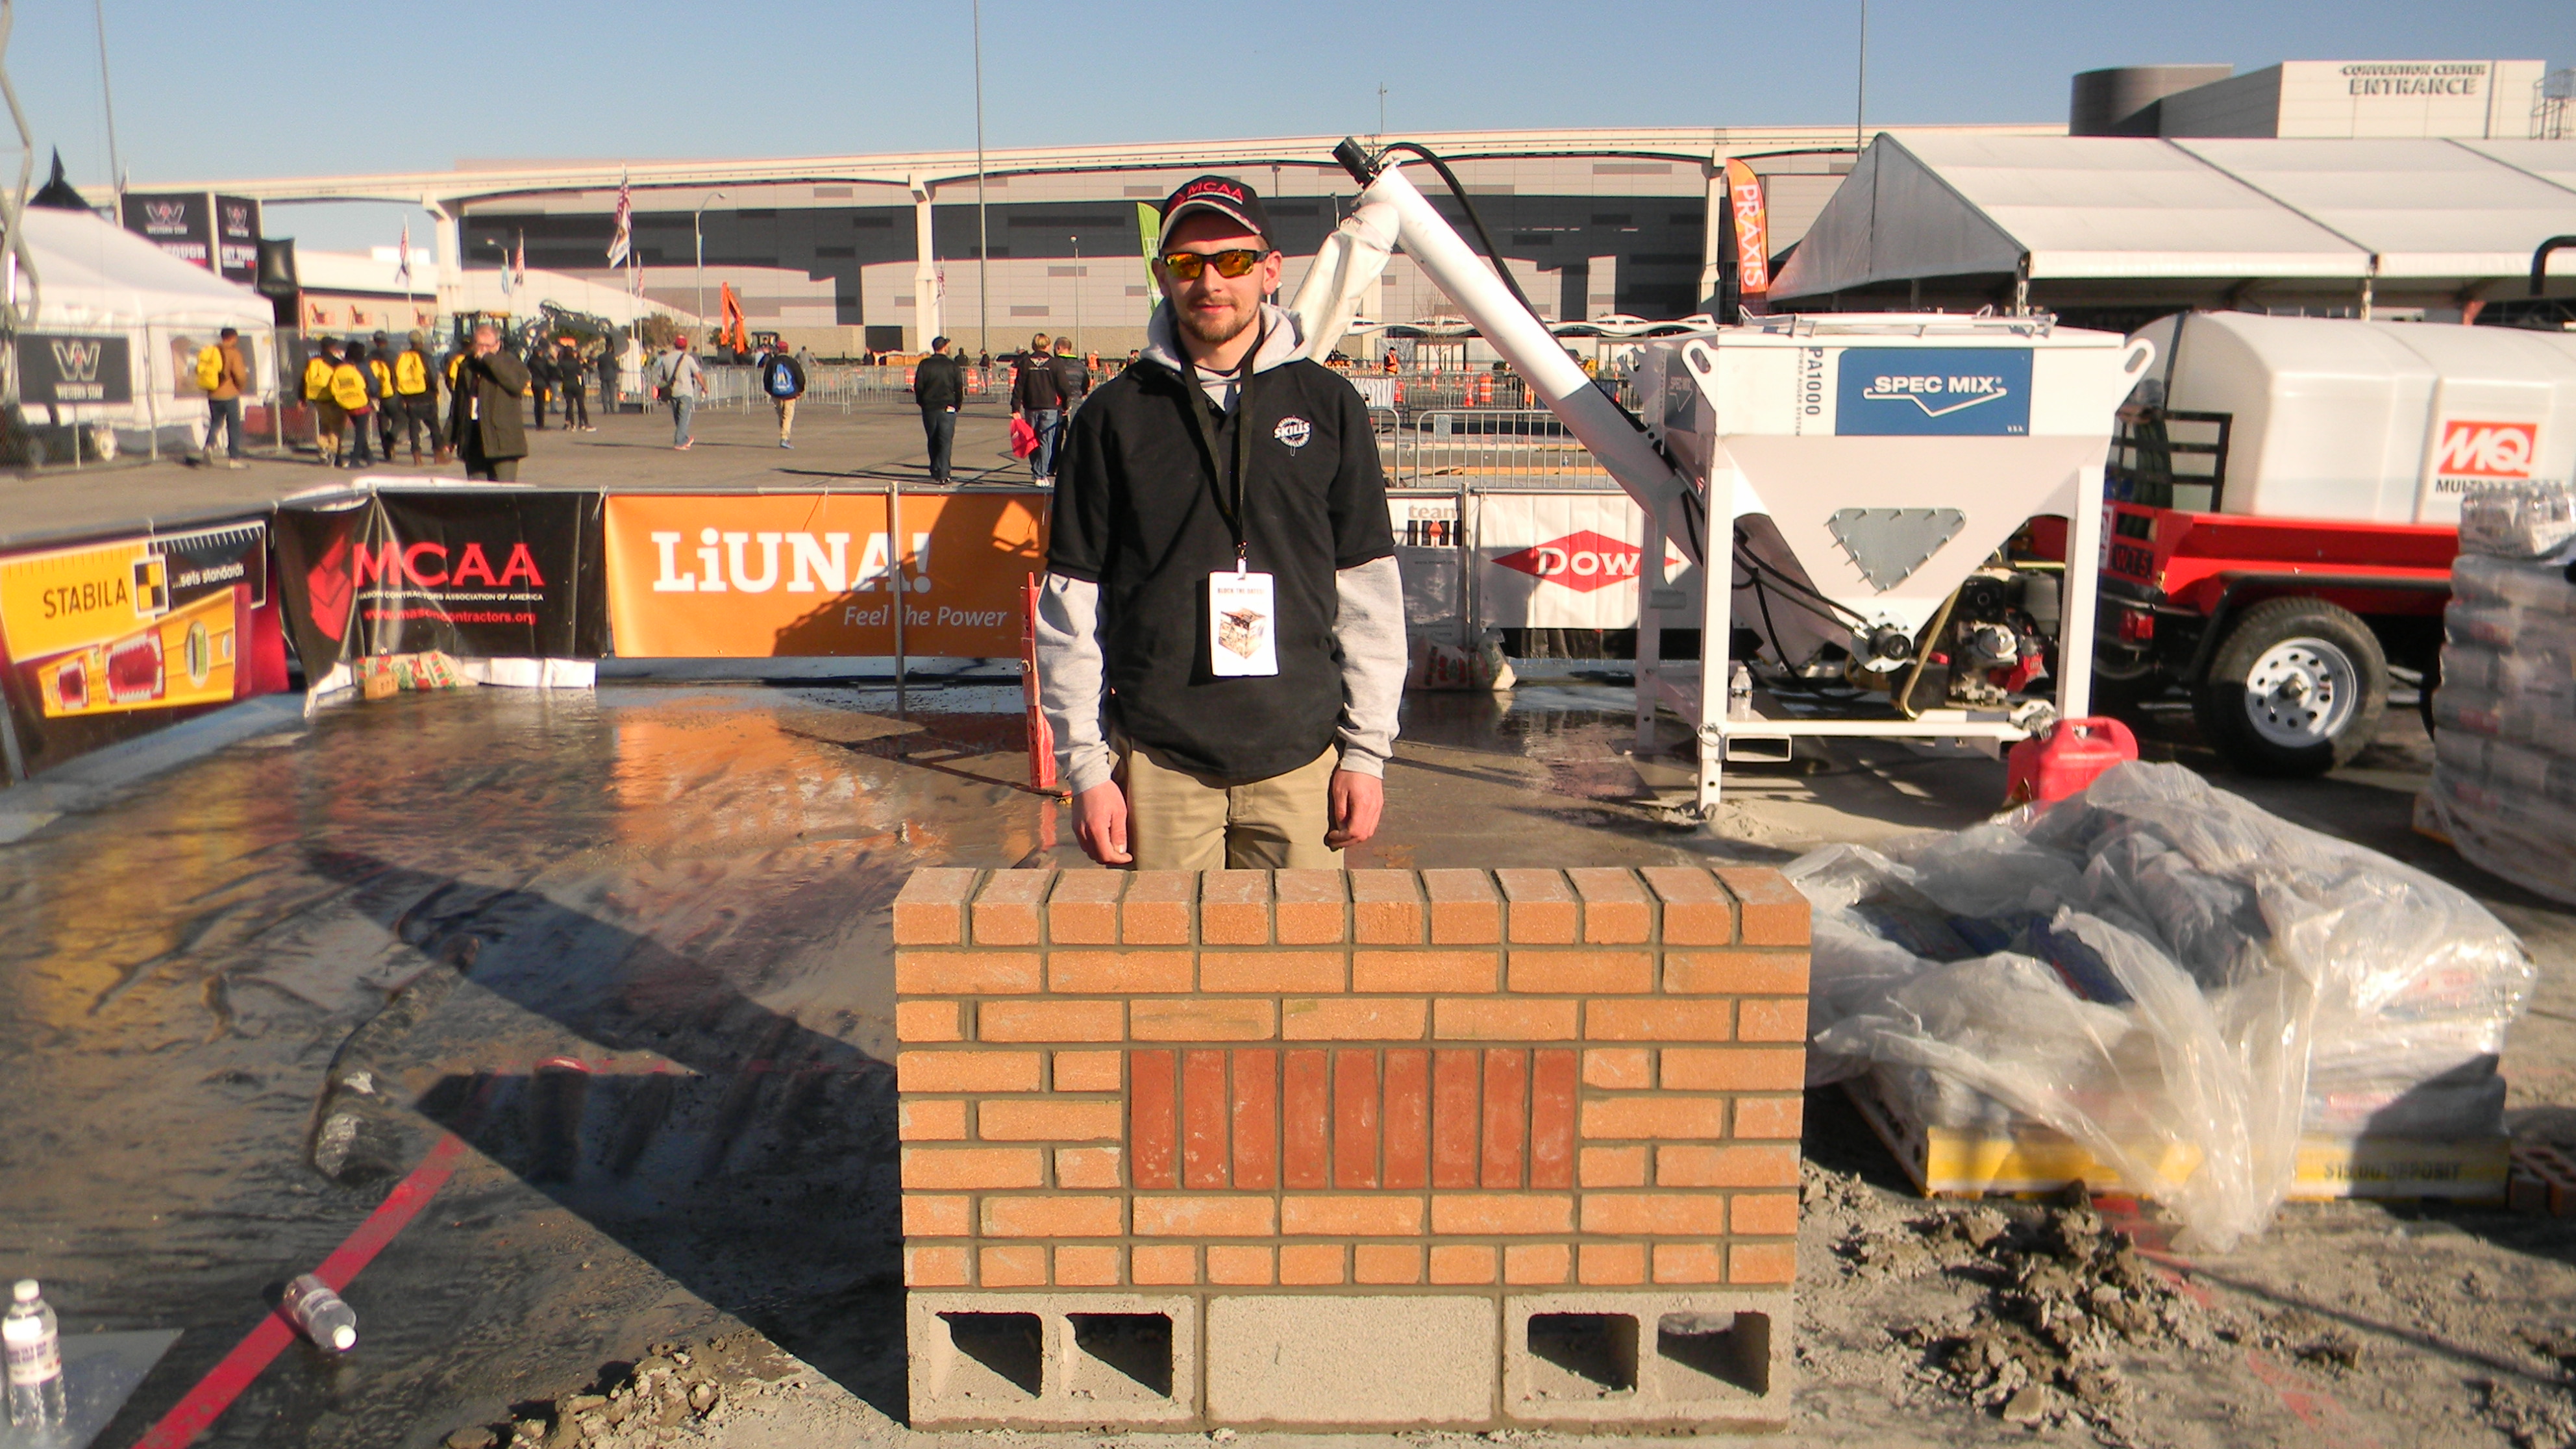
[{"xmin": 1176, "ymin": 297, "xmax": 1256, "ymax": 350}]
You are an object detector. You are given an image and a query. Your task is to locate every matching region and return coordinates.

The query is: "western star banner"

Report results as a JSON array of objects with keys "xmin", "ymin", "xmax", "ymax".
[
  {"xmin": 0, "ymin": 519, "xmax": 289, "ymax": 774},
  {"xmin": 17, "ymin": 334, "xmax": 134, "ymax": 408},
  {"xmin": 121, "ymin": 192, "xmax": 215, "ymax": 270},
  {"xmin": 602, "ymin": 492, "xmax": 1048, "ymax": 658}
]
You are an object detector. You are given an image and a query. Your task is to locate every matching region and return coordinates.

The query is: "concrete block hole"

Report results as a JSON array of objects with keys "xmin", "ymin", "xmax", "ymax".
[
  {"xmin": 1067, "ymin": 1312, "xmax": 1174, "ymax": 1401},
  {"xmin": 1527, "ymin": 1313, "xmax": 1639, "ymax": 1398},
  {"xmin": 1524, "ymin": 1309, "xmax": 1772, "ymax": 1402},
  {"xmin": 939, "ymin": 1311, "xmax": 1043, "ymax": 1400},
  {"xmin": 1658, "ymin": 1310, "xmax": 1770, "ymax": 1398}
]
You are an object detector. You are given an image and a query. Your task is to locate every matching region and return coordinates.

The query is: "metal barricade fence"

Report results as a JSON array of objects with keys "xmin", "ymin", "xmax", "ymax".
[{"xmin": 1384, "ymin": 409, "xmax": 1619, "ymax": 490}]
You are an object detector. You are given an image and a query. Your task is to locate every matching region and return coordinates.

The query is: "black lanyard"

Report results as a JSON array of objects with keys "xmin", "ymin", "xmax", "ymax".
[{"xmin": 1178, "ymin": 323, "xmax": 1263, "ymax": 565}]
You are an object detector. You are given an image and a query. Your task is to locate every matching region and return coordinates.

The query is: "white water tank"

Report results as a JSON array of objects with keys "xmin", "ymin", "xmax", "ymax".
[{"xmin": 2130, "ymin": 312, "xmax": 2576, "ymax": 525}]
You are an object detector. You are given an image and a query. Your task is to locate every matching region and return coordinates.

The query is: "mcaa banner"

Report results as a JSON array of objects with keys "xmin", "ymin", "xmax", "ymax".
[
  {"xmin": 0, "ymin": 518, "xmax": 290, "ymax": 776},
  {"xmin": 602, "ymin": 493, "xmax": 1048, "ymax": 658},
  {"xmin": 274, "ymin": 491, "xmax": 606, "ymax": 688}
]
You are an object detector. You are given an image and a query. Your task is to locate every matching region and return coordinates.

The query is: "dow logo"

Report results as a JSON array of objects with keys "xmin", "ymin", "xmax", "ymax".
[
  {"xmin": 49, "ymin": 339, "xmax": 103, "ymax": 382},
  {"xmin": 1491, "ymin": 530, "xmax": 1642, "ymax": 593},
  {"xmin": 2433, "ymin": 419, "xmax": 2538, "ymax": 479}
]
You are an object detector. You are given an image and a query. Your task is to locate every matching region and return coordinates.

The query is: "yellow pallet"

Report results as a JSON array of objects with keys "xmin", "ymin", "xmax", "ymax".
[{"xmin": 1846, "ymin": 1071, "xmax": 2510, "ymax": 1204}]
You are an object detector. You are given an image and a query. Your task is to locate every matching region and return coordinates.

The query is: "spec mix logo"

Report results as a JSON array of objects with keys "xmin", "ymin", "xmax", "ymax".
[
  {"xmin": 2433, "ymin": 419, "xmax": 2538, "ymax": 480},
  {"xmin": 1491, "ymin": 530, "xmax": 1642, "ymax": 593}
]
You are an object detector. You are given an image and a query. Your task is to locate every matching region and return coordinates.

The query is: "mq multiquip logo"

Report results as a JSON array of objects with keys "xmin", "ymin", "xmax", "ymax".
[
  {"xmin": 2430, "ymin": 419, "xmax": 2539, "ymax": 493},
  {"xmin": 1835, "ymin": 347, "xmax": 2033, "ymax": 437}
]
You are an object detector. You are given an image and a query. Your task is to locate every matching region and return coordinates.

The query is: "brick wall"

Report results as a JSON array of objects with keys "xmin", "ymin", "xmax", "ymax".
[{"xmin": 894, "ymin": 864, "xmax": 1811, "ymax": 1430}]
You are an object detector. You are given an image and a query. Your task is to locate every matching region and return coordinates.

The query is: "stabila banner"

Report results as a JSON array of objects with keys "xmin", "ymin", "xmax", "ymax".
[
  {"xmin": 122, "ymin": 192, "xmax": 214, "ymax": 270},
  {"xmin": 602, "ymin": 493, "xmax": 1048, "ymax": 658},
  {"xmin": 0, "ymin": 519, "xmax": 290, "ymax": 776},
  {"xmin": 1724, "ymin": 158, "xmax": 1770, "ymax": 296},
  {"xmin": 18, "ymin": 334, "xmax": 133, "ymax": 408}
]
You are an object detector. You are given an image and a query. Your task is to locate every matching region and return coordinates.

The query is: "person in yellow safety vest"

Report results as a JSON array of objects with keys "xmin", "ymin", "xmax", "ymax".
[
  {"xmin": 393, "ymin": 331, "xmax": 444, "ymax": 465},
  {"xmin": 330, "ymin": 342, "xmax": 377, "ymax": 467},
  {"xmin": 308, "ymin": 340, "xmax": 349, "ymax": 468},
  {"xmin": 367, "ymin": 331, "xmax": 401, "ymax": 463}
]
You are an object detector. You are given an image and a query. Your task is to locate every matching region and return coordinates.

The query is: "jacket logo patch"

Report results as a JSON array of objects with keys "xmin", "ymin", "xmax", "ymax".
[{"xmin": 1273, "ymin": 415, "xmax": 1312, "ymax": 449}]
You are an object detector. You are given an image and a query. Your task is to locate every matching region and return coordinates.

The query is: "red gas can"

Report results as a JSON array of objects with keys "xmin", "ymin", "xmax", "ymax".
[{"xmin": 2004, "ymin": 716, "xmax": 2138, "ymax": 808}]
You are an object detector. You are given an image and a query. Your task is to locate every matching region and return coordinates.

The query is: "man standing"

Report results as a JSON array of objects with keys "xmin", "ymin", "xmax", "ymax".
[
  {"xmin": 526, "ymin": 340, "xmax": 557, "ymax": 431},
  {"xmin": 558, "ymin": 339, "xmax": 593, "ymax": 432},
  {"xmin": 913, "ymin": 335, "xmax": 963, "ymax": 482},
  {"xmin": 1037, "ymin": 175, "xmax": 1406, "ymax": 870},
  {"xmin": 760, "ymin": 340, "xmax": 806, "ymax": 449},
  {"xmin": 1051, "ymin": 335, "xmax": 1091, "ymax": 415},
  {"xmin": 391, "ymin": 330, "xmax": 441, "ymax": 465},
  {"xmin": 308, "ymin": 339, "xmax": 347, "ymax": 467},
  {"xmin": 334, "ymin": 341, "xmax": 378, "ymax": 467},
  {"xmin": 199, "ymin": 327, "xmax": 250, "ymax": 469},
  {"xmin": 367, "ymin": 333, "xmax": 401, "ymax": 462},
  {"xmin": 448, "ymin": 322, "xmax": 532, "ymax": 480},
  {"xmin": 1009, "ymin": 330, "xmax": 1066, "ymax": 484},
  {"xmin": 656, "ymin": 334, "xmax": 705, "ymax": 450}
]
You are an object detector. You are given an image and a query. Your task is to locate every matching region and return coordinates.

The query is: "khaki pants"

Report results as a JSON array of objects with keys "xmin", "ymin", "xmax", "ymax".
[
  {"xmin": 1119, "ymin": 739, "xmax": 1341, "ymax": 871},
  {"xmin": 774, "ymin": 395, "xmax": 797, "ymax": 440}
]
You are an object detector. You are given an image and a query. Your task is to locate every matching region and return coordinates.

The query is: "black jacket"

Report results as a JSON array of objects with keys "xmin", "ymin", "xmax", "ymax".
[
  {"xmin": 913, "ymin": 353, "xmax": 964, "ymax": 409},
  {"xmin": 1010, "ymin": 355, "xmax": 1065, "ymax": 412},
  {"xmin": 1051, "ymin": 354, "xmax": 1091, "ymax": 404},
  {"xmin": 448, "ymin": 349, "xmax": 532, "ymax": 460}
]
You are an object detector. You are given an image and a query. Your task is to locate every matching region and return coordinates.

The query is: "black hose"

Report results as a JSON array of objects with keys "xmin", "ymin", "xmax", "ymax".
[{"xmin": 1374, "ymin": 142, "xmax": 1544, "ymax": 322}]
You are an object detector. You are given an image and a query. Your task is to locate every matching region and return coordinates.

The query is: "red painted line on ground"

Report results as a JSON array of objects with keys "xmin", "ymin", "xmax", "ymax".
[{"xmin": 130, "ymin": 1133, "xmax": 472, "ymax": 1449}]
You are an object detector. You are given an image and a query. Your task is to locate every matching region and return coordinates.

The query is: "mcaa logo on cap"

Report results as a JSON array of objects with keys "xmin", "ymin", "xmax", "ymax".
[{"xmin": 1160, "ymin": 175, "xmax": 1272, "ymax": 242}]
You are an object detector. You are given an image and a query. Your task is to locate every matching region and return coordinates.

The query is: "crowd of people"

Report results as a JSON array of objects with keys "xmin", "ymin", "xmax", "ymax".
[{"xmin": 284, "ymin": 328, "xmax": 617, "ymax": 474}]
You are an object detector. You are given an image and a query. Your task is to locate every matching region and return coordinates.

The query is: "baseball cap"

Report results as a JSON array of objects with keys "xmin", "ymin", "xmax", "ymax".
[
  {"xmin": 931, "ymin": 335, "xmax": 949, "ymax": 349},
  {"xmin": 1160, "ymin": 175, "xmax": 1272, "ymax": 248}
]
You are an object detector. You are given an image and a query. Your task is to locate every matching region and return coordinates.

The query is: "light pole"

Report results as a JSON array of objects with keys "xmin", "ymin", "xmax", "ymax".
[
  {"xmin": 1071, "ymin": 234, "xmax": 1082, "ymax": 353},
  {"xmin": 693, "ymin": 190, "xmax": 726, "ymax": 331}
]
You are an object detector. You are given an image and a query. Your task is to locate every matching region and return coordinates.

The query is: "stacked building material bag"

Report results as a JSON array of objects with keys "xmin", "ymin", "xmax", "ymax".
[{"xmin": 2424, "ymin": 481, "xmax": 2576, "ymax": 907}]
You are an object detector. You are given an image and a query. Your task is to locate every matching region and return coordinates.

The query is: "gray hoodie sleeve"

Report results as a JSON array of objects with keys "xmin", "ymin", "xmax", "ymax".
[
  {"xmin": 1333, "ymin": 555, "xmax": 1407, "ymax": 776},
  {"xmin": 1034, "ymin": 572, "xmax": 1116, "ymax": 795}
]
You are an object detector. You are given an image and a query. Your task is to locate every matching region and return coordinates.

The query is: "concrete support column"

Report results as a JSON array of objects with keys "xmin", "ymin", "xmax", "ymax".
[
  {"xmin": 425, "ymin": 198, "xmax": 462, "ymax": 330},
  {"xmin": 1698, "ymin": 156, "xmax": 1727, "ymax": 317},
  {"xmin": 911, "ymin": 181, "xmax": 943, "ymax": 351}
]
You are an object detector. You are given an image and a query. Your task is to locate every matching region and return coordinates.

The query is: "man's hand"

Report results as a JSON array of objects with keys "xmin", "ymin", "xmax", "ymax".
[
  {"xmin": 1326, "ymin": 769, "xmax": 1383, "ymax": 851},
  {"xmin": 1071, "ymin": 780, "xmax": 1132, "ymax": 865}
]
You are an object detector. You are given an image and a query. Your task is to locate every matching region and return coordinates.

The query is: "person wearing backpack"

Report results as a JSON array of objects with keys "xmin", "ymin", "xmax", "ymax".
[
  {"xmin": 1009, "ymin": 331, "xmax": 1067, "ymax": 484},
  {"xmin": 760, "ymin": 341, "xmax": 806, "ymax": 449},
  {"xmin": 367, "ymin": 332, "xmax": 400, "ymax": 462},
  {"xmin": 333, "ymin": 342, "xmax": 377, "ymax": 467},
  {"xmin": 197, "ymin": 327, "xmax": 250, "ymax": 469},
  {"xmin": 304, "ymin": 341, "xmax": 345, "ymax": 466},
  {"xmin": 391, "ymin": 331, "xmax": 441, "ymax": 465}
]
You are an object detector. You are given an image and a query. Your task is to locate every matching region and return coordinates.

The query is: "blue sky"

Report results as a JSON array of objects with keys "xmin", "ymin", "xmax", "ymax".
[{"xmin": 8, "ymin": 0, "xmax": 2566, "ymax": 251}]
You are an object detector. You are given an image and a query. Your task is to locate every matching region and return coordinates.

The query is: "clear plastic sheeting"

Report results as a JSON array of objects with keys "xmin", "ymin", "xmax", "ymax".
[
  {"xmin": 1790, "ymin": 761, "xmax": 2533, "ymax": 1251},
  {"xmin": 2459, "ymin": 481, "xmax": 2576, "ymax": 562}
]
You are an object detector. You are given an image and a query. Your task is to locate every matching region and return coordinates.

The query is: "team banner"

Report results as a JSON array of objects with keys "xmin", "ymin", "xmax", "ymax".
[
  {"xmin": 0, "ymin": 518, "xmax": 288, "ymax": 774},
  {"xmin": 602, "ymin": 492, "xmax": 1048, "ymax": 658},
  {"xmin": 1471, "ymin": 492, "xmax": 1699, "ymax": 631}
]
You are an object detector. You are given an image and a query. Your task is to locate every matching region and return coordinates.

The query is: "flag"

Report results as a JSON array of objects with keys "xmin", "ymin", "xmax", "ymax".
[
  {"xmin": 607, "ymin": 172, "xmax": 633, "ymax": 268},
  {"xmin": 395, "ymin": 221, "xmax": 414, "ymax": 288},
  {"xmin": 1136, "ymin": 202, "xmax": 1163, "ymax": 303},
  {"xmin": 1723, "ymin": 158, "xmax": 1770, "ymax": 296},
  {"xmin": 512, "ymin": 233, "xmax": 527, "ymax": 294}
]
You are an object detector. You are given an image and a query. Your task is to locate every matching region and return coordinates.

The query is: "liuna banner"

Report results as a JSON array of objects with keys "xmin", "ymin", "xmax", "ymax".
[
  {"xmin": 0, "ymin": 517, "xmax": 290, "ymax": 776},
  {"xmin": 601, "ymin": 492, "xmax": 1048, "ymax": 658}
]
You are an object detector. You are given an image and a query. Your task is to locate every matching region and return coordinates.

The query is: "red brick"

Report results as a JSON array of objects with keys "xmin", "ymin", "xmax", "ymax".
[
  {"xmin": 1436, "ymin": 998, "xmax": 1579, "ymax": 1041},
  {"xmin": 1353, "ymin": 1244, "xmax": 1424, "ymax": 1285},
  {"xmin": 1737, "ymin": 998, "xmax": 1809, "ymax": 1043},
  {"xmin": 977, "ymin": 1100, "xmax": 1124, "ymax": 1141},
  {"xmin": 1507, "ymin": 949, "xmax": 1652, "ymax": 995},
  {"xmin": 1285, "ymin": 997, "xmax": 1428, "ymax": 1040},
  {"xmin": 1054, "ymin": 1245, "xmax": 1122, "ymax": 1285},
  {"xmin": 1207, "ymin": 1246, "xmax": 1275, "ymax": 1285},
  {"xmin": 1566, "ymin": 868, "xmax": 1651, "ymax": 944},
  {"xmin": 1731, "ymin": 1192, "xmax": 1799, "ymax": 1235},
  {"xmin": 1528, "ymin": 1048, "xmax": 1577, "ymax": 1189},
  {"xmin": 1583, "ymin": 1048, "xmax": 1652, "ymax": 1089},
  {"xmin": 1641, "ymin": 866, "xmax": 1736, "ymax": 945},
  {"xmin": 897, "ymin": 951, "xmax": 1041, "ymax": 996},
  {"xmin": 1431, "ymin": 1193, "xmax": 1573, "ymax": 1234},
  {"xmin": 1348, "ymin": 871, "xmax": 1424, "ymax": 944},
  {"xmin": 1581, "ymin": 1097, "xmax": 1730, "ymax": 1140},
  {"xmin": 1423, "ymin": 869, "xmax": 1502, "ymax": 945},
  {"xmin": 1182, "ymin": 1050, "xmax": 1229, "ymax": 1189},
  {"xmin": 1279, "ymin": 1243, "xmax": 1346, "ymax": 1285},
  {"xmin": 1652, "ymin": 1244, "xmax": 1726, "ymax": 1285},
  {"xmin": 1730, "ymin": 1242, "xmax": 1798, "ymax": 1283},
  {"xmin": 1201, "ymin": 950, "xmax": 1343, "ymax": 993},
  {"xmin": 903, "ymin": 1195, "xmax": 970, "ymax": 1236},
  {"xmin": 1045, "ymin": 871, "xmax": 1126, "ymax": 945},
  {"xmin": 1432, "ymin": 1049, "xmax": 1480, "ymax": 1188},
  {"xmin": 981, "ymin": 1245, "xmax": 1048, "ymax": 1286},
  {"xmin": 982, "ymin": 1196, "xmax": 1125, "ymax": 1237},
  {"xmin": 1578, "ymin": 1243, "xmax": 1647, "ymax": 1285},
  {"xmin": 1122, "ymin": 870, "xmax": 1195, "ymax": 945},
  {"xmin": 1200, "ymin": 869, "xmax": 1272, "ymax": 945},
  {"xmin": 1333, "ymin": 1049, "xmax": 1381, "ymax": 1188},
  {"xmin": 900, "ymin": 1099, "xmax": 969, "ymax": 1141},
  {"xmin": 1579, "ymin": 1145, "xmax": 1648, "ymax": 1187},
  {"xmin": 1382, "ymin": 1049, "xmax": 1431, "ymax": 1189},
  {"xmin": 899, "ymin": 1050, "xmax": 1042, "ymax": 1093},
  {"xmin": 1430, "ymin": 1245, "xmax": 1498, "ymax": 1284},
  {"xmin": 1273, "ymin": 869, "xmax": 1348, "ymax": 944},
  {"xmin": 1659, "ymin": 1143, "xmax": 1800, "ymax": 1188},
  {"xmin": 895, "ymin": 1000, "xmax": 962, "ymax": 1043},
  {"xmin": 1582, "ymin": 1193, "xmax": 1728, "ymax": 1235},
  {"xmin": 1481, "ymin": 1050, "xmax": 1528, "ymax": 1188},
  {"xmin": 972, "ymin": 868, "xmax": 1055, "ymax": 947},
  {"xmin": 1586, "ymin": 998, "xmax": 1733, "ymax": 1042},
  {"xmin": 1048, "ymin": 950, "xmax": 1192, "ymax": 994},
  {"xmin": 1132, "ymin": 1196, "xmax": 1275, "ymax": 1236},
  {"xmin": 1132, "ymin": 1245, "xmax": 1198, "ymax": 1285},
  {"xmin": 1130, "ymin": 1050, "xmax": 1178, "ymax": 1189},
  {"xmin": 1665, "ymin": 949, "xmax": 1811, "ymax": 996},
  {"xmin": 893, "ymin": 869, "xmax": 977, "ymax": 945},
  {"xmin": 1283, "ymin": 1048, "xmax": 1331, "ymax": 1189},
  {"xmin": 1716, "ymin": 867, "xmax": 1812, "ymax": 945},
  {"xmin": 1660, "ymin": 1047, "xmax": 1804, "ymax": 1091},
  {"xmin": 1232, "ymin": 1049, "xmax": 1280, "ymax": 1190},
  {"xmin": 1131, "ymin": 998, "xmax": 1275, "ymax": 1041},
  {"xmin": 1733, "ymin": 1095, "xmax": 1805, "ymax": 1139},
  {"xmin": 1052, "ymin": 1050, "xmax": 1123, "ymax": 1092},
  {"xmin": 1354, "ymin": 950, "xmax": 1498, "ymax": 993},
  {"xmin": 1494, "ymin": 868, "xmax": 1578, "ymax": 945},
  {"xmin": 1055, "ymin": 1146, "xmax": 1123, "ymax": 1189},
  {"xmin": 976, "ymin": 999, "xmax": 1123, "ymax": 1043},
  {"xmin": 1281, "ymin": 1195, "xmax": 1424, "ymax": 1235},
  {"xmin": 906, "ymin": 1245, "xmax": 969, "ymax": 1286},
  {"xmin": 1504, "ymin": 1243, "xmax": 1572, "ymax": 1285},
  {"xmin": 902, "ymin": 1146, "xmax": 1045, "ymax": 1189}
]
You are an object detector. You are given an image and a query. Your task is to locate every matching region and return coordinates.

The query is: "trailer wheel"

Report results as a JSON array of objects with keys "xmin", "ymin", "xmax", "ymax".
[{"xmin": 2194, "ymin": 597, "xmax": 2387, "ymax": 776}]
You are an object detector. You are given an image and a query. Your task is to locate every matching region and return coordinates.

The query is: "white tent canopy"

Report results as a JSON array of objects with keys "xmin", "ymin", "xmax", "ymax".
[{"xmin": 13, "ymin": 205, "xmax": 279, "ymax": 428}]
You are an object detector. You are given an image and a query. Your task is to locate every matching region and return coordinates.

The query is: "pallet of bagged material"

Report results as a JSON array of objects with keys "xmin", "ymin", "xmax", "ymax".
[{"xmin": 1846, "ymin": 1069, "xmax": 2510, "ymax": 1205}]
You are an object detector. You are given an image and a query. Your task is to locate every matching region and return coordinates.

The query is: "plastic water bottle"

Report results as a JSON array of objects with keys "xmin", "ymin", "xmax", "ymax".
[
  {"xmin": 1727, "ymin": 662, "xmax": 1755, "ymax": 721},
  {"xmin": 282, "ymin": 1275, "xmax": 357, "ymax": 1352},
  {"xmin": 4, "ymin": 1279, "xmax": 66, "ymax": 1426}
]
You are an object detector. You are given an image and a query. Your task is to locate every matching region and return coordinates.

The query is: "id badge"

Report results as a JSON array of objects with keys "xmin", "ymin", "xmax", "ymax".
[{"xmin": 1208, "ymin": 568, "xmax": 1279, "ymax": 677}]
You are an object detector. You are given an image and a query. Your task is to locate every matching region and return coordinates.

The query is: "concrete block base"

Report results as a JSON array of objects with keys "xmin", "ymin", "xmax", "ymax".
[
  {"xmin": 908, "ymin": 1291, "xmax": 1200, "ymax": 1428},
  {"xmin": 1206, "ymin": 1294, "xmax": 1497, "ymax": 1426},
  {"xmin": 1504, "ymin": 1291, "xmax": 1792, "ymax": 1427}
]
